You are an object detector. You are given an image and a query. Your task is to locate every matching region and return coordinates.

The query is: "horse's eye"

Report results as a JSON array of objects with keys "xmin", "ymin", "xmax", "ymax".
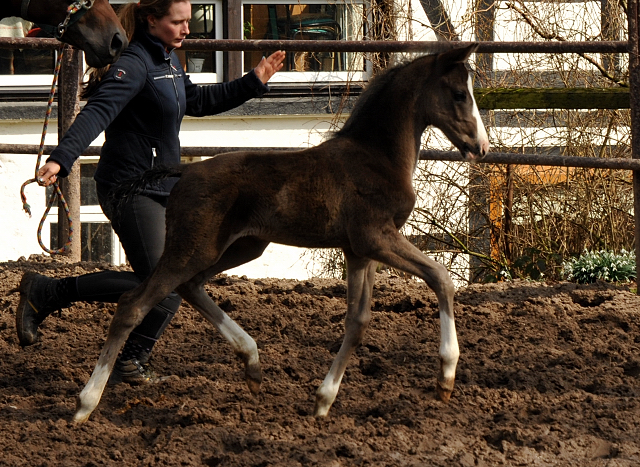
[{"xmin": 453, "ymin": 91, "xmax": 467, "ymax": 102}]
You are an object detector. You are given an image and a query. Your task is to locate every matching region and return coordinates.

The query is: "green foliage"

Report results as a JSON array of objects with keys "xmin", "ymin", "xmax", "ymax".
[
  {"xmin": 484, "ymin": 267, "xmax": 513, "ymax": 283},
  {"xmin": 562, "ymin": 250, "xmax": 636, "ymax": 284},
  {"xmin": 243, "ymin": 22, "xmax": 254, "ymax": 39}
]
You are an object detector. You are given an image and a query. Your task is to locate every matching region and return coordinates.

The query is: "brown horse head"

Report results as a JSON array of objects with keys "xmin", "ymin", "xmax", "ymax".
[
  {"xmin": 17, "ymin": 0, "xmax": 128, "ymax": 67},
  {"xmin": 430, "ymin": 44, "xmax": 490, "ymax": 161},
  {"xmin": 336, "ymin": 44, "xmax": 489, "ymax": 164}
]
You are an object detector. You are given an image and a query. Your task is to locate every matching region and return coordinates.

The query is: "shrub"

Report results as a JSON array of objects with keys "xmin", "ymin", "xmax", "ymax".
[{"xmin": 562, "ymin": 250, "xmax": 636, "ymax": 284}]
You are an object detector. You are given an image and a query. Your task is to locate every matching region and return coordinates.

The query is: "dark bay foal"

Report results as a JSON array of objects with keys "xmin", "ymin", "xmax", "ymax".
[{"xmin": 74, "ymin": 43, "xmax": 489, "ymax": 423}]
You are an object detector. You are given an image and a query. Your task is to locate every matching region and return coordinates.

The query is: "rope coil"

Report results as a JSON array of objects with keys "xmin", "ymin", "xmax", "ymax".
[{"xmin": 20, "ymin": 44, "xmax": 73, "ymax": 255}]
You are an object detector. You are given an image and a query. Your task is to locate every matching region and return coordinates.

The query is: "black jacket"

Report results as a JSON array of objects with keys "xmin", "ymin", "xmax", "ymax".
[{"xmin": 49, "ymin": 31, "xmax": 269, "ymax": 196}]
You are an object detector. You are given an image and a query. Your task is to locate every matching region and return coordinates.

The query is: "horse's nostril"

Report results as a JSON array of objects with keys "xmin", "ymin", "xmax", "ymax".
[{"xmin": 110, "ymin": 33, "xmax": 127, "ymax": 55}]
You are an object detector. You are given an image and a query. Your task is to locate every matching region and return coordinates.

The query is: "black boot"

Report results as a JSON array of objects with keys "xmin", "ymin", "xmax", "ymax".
[
  {"xmin": 15, "ymin": 272, "xmax": 71, "ymax": 346},
  {"xmin": 108, "ymin": 336, "xmax": 168, "ymax": 386},
  {"xmin": 108, "ymin": 357, "xmax": 157, "ymax": 386}
]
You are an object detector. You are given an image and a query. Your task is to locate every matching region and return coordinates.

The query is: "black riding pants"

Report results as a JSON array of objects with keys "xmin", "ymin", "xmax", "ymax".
[{"xmin": 72, "ymin": 183, "xmax": 181, "ymax": 344}]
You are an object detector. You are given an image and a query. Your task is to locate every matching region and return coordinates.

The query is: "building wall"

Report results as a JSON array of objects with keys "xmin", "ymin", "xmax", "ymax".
[
  {"xmin": 0, "ymin": 110, "xmax": 345, "ymax": 280},
  {"xmin": 1, "ymin": 119, "xmax": 52, "ymax": 262}
]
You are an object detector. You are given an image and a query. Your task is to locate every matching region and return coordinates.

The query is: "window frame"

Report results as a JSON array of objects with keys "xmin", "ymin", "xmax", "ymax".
[
  {"xmin": 241, "ymin": 0, "xmax": 370, "ymax": 83},
  {"xmin": 45, "ymin": 157, "xmax": 127, "ymax": 265}
]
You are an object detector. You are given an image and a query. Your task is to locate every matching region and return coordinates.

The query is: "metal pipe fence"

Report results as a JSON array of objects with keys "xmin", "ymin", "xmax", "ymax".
[{"xmin": 1, "ymin": 35, "xmax": 639, "ymax": 283}]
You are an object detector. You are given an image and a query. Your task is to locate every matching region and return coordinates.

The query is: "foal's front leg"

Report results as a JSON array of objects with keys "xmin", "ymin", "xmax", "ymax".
[
  {"xmin": 315, "ymin": 253, "xmax": 377, "ymax": 417},
  {"xmin": 367, "ymin": 233, "xmax": 459, "ymax": 403}
]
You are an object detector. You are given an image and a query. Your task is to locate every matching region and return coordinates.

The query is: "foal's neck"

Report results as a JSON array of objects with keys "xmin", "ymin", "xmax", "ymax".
[
  {"xmin": 338, "ymin": 88, "xmax": 426, "ymax": 159},
  {"xmin": 346, "ymin": 89, "xmax": 426, "ymax": 169},
  {"xmin": 338, "ymin": 58, "xmax": 436, "ymax": 170}
]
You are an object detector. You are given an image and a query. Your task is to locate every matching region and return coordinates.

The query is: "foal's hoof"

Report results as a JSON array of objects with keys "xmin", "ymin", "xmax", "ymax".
[
  {"xmin": 73, "ymin": 398, "xmax": 93, "ymax": 424},
  {"xmin": 436, "ymin": 384, "xmax": 453, "ymax": 403},
  {"xmin": 313, "ymin": 385, "xmax": 334, "ymax": 417},
  {"xmin": 245, "ymin": 364, "xmax": 262, "ymax": 396},
  {"xmin": 436, "ymin": 379, "xmax": 455, "ymax": 403},
  {"xmin": 313, "ymin": 400, "xmax": 331, "ymax": 418}
]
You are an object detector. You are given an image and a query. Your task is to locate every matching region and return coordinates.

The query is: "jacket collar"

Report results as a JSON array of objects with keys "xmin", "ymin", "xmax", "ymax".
[{"xmin": 135, "ymin": 29, "xmax": 174, "ymax": 61}]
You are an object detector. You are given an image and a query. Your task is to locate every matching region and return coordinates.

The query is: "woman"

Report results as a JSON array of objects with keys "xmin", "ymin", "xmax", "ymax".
[{"xmin": 16, "ymin": 0, "xmax": 285, "ymax": 385}]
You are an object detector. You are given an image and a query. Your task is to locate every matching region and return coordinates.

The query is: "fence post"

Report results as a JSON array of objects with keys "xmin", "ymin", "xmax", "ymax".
[
  {"xmin": 225, "ymin": 0, "xmax": 243, "ymax": 80},
  {"xmin": 629, "ymin": 0, "xmax": 640, "ymax": 294},
  {"xmin": 57, "ymin": 46, "xmax": 82, "ymax": 262},
  {"xmin": 467, "ymin": 0, "xmax": 496, "ymax": 282}
]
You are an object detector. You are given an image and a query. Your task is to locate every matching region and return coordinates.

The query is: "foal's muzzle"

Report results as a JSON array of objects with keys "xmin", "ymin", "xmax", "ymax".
[{"xmin": 460, "ymin": 141, "xmax": 489, "ymax": 162}]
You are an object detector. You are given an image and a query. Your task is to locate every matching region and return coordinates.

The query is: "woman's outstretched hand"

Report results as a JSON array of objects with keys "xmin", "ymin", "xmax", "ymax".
[{"xmin": 254, "ymin": 50, "xmax": 286, "ymax": 84}]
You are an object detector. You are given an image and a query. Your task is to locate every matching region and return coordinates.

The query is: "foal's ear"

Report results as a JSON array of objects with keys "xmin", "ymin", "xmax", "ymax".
[{"xmin": 436, "ymin": 43, "xmax": 479, "ymax": 71}]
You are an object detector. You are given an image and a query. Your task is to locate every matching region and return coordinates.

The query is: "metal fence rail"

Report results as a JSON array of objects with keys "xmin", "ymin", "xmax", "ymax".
[
  {"xmin": 0, "ymin": 37, "xmax": 630, "ymax": 54},
  {"xmin": 3, "ymin": 144, "xmax": 640, "ymax": 171}
]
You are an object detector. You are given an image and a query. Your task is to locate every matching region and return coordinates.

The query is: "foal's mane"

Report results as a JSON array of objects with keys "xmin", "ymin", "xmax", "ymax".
[{"xmin": 336, "ymin": 54, "xmax": 435, "ymax": 137}]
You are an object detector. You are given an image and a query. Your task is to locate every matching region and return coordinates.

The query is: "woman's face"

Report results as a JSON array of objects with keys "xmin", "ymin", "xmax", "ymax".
[{"xmin": 148, "ymin": 1, "xmax": 191, "ymax": 50}]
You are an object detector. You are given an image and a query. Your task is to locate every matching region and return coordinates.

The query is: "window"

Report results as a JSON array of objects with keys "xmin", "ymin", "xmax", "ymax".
[
  {"xmin": 242, "ymin": 1, "xmax": 367, "ymax": 82},
  {"xmin": 183, "ymin": 2, "xmax": 224, "ymax": 83},
  {"xmin": 0, "ymin": 1, "xmax": 224, "ymax": 90},
  {"xmin": 47, "ymin": 162, "xmax": 125, "ymax": 264},
  {"xmin": 0, "ymin": 16, "xmax": 57, "ymax": 90},
  {"xmin": 50, "ymin": 221, "xmax": 115, "ymax": 262}
]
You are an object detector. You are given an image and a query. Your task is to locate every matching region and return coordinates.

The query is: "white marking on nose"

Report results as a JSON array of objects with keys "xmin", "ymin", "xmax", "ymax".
[{"xmin": 467, "ymin": 75, "xmax": 490, "ymax": 156}]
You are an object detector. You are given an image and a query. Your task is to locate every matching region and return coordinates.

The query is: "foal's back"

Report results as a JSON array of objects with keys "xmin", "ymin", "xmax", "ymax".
[{"xmin": 166, "ymin": 135, "xmax": 416, "ymax": 252}]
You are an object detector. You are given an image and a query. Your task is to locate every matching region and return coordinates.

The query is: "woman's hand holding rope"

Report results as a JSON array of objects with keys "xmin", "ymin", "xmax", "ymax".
[{"xmin": 37, "ymin": 161, "xmax": 61, "ymax": 187}]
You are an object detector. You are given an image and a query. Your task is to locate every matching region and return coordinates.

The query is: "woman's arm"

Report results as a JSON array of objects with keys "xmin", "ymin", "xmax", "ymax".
[
  {"xmin": 185, "ymin": 51, "xmax": 285, "ymax": 117},
  {"xmin": 47, "ymin": 53, "xmax": 147, "ymax": 178}
]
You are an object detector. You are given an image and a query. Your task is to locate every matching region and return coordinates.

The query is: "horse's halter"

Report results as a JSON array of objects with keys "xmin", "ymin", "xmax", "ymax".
[{"xmin": 21, "ymin": 0, "xmax": 95, "ymax": 40}]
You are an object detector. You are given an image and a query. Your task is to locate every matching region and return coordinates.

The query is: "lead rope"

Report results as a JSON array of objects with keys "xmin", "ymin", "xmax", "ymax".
[{"xmin": 19, "ymin": 45, "xmax": 74, "ymax": 255}]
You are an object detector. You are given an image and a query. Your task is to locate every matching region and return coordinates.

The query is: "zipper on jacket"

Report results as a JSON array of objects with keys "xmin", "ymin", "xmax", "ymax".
[
  {"xmin": 167, "ymin": 55, "xmax": 181, "ymax": 124},
  {"xmin": 151, "ymin": 147, "xmax": 157, "ymax": 167}
]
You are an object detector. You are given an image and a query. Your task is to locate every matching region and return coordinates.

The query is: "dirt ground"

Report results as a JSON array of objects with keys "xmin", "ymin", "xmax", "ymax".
[{"xmin": 1, "ymin": 256, "xmax": 639, "ymax": 466}]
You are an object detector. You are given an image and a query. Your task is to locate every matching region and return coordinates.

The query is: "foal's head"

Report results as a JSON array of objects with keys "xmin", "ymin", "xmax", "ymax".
[{"xmin": 421, "ymin": 44, "xmax": 490, "ymax": 161}]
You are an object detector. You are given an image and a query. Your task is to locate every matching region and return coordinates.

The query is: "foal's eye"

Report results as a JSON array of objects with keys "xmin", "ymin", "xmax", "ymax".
[{"xmin": 453, "ymin": 91, "xmax": 467, "ymax": 102}]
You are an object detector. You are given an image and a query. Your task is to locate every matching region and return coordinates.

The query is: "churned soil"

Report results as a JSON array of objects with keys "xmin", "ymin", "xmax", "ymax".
[{"xmin": 1, "ymin": 256, "xmax": 640, "ymax": 466}]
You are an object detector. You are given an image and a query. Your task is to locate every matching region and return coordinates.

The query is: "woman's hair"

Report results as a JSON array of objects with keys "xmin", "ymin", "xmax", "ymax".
[{"xmin": 82, "ymin": 0, "xmax": 190, "ymax": 98}]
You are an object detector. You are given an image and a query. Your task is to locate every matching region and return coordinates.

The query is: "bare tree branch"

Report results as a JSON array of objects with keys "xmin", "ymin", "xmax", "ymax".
[
  {"xmin": 418, "ymin": 0, "xmax": 460, "ymax": 41},
  {"xmin": 506, "ymin": 1, "xmax": 627, "ymax": 87}
]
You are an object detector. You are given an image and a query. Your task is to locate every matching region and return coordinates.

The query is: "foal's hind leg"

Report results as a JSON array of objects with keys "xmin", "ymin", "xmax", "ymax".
[
  {"xmin": 74, "ymin": 276, "xmax": 179, "ymax": 423},
  {"xmin": 362, "ymin": 231, "xmax": 459, "ymax": 403},
  {"xmin": 315, "ymin": 252, "xmax": 377, "ymax": 417},
  {"xmin": 177, "ymin": 280, "xmax": 262, "ymax": 395},
  {"xmin": 74, "ymin": 237, "xmax": 269, "ymax": 423},
  {"xmin": 176, "ymin": 237, "xmax": 270, "ymax": 395}
]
